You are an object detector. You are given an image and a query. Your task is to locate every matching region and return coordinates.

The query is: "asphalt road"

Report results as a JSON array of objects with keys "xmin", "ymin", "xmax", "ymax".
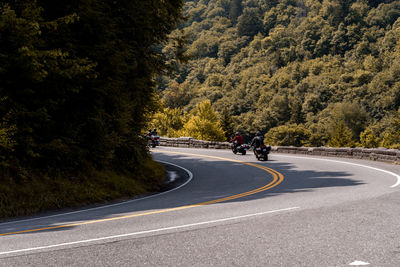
[{"xmin": 1, "ymin": 146, "xmax": 400, "ymax": 266}]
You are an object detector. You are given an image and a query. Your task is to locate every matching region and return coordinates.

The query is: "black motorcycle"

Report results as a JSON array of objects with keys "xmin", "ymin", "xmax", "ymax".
[
  {"xmin": 253, "ymin": 144, "xmax": 271, "ymax": 161},
  {"xmin": 231, "ymin": 141, "xmax": 249, "ymax": 155}
]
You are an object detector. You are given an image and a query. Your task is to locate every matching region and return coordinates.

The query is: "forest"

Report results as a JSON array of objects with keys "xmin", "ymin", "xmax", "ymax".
[
  {"xmin": 0, "ymin": 0, "xmax": 184, "ymax": 217},
  {"xmin": 152, "ymin": 0, "xmax": 400, "ymax": 148}
]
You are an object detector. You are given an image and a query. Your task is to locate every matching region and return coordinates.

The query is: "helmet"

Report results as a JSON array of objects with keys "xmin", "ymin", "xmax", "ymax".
[
  {"xmin": 153, "ymin": 128, "xmax": 157, "ymax": 131},
  {"xmin": 235, "ymin": 132, "xmax": 240, "ymax": 136},
  {"xmin": 256, "ymin": 131, "xmax": 262, "ymax": 136}
]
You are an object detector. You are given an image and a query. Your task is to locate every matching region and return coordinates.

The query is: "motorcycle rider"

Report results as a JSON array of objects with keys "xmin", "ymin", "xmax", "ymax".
[
  {"xmin": 230, "ymin": 132, "xmax": 243, "ymax": 150},
  {"xmin": 251, "ymin": 131, "xmax": 264, "ymax": 150},
  {"xmin": 145, "ymin": 129, "xmax": 152, "ymax": 139},
  {"xmin": 146, "ymin": 128, "xmax": 159, "ymax": 148}
]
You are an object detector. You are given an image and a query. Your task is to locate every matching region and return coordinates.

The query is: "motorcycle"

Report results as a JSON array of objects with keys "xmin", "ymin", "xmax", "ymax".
[
  {"xmin": 253, "ymin": 144, "xmax": 271, "ymax": 161},
  {"xmin": 151, "ymin": 134, "xmax": 160, "ymax": 148},
  {"xmin": 231, "ymin": 141, "xmax": 249, "ymax": 155},
  {"xmin": 146, "ymin": 134, "xmax": 160, "ymax": 148}
]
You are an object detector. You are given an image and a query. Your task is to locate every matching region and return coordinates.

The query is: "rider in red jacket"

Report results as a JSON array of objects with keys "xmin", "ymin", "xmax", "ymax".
[{"xmin": 230, "ymin": 132, "xmax": 243, "ymax": 149}]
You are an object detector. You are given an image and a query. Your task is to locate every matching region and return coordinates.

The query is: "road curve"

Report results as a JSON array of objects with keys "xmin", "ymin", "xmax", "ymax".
[{"xmin": 0, "ymin": 146, "xmax": 400, "ymax": 266}]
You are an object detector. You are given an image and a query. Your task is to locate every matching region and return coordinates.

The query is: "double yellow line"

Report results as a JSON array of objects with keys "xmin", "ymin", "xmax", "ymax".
[
  {"xmin": 0, "ymin": 151, "xmax": 284, "ymax": 236},
  {"xmin": 160, "ymin": 151, "xmax": 284, "ymax": 205}
]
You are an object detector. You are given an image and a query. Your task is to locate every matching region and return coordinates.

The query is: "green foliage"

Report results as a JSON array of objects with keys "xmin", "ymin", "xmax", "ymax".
[
  {"xmin": 265, "ymin": 124, "xmax": 311, "ymax": 147},
  {"xmin": 181, "ymin": 100, "xmax": 226, "ymax": 141},
  {"xmin": 360, "ymin": 127, "xmax": 380, "ymax": 148},
  {"xmin": 154, "ymin": 0, "xmax": 400, "ymax": 149},
  {"xmin": 0, "ymin": 0, "xmax": 184, "ymax": 217},
  {"xmin": 229, "ymin": 0, "xmax": 242, "ymax": 23},
  {"xmin": 162, "ymin": 81, "xmax": 195, "ymax": 109},
  {"xmin": 328, "ymin": 122, "xmax": 356, "ymax": 147},
  {"xmin": 1, "ymin": 0, "xmax": 184, "ymax": 167},
  {"xmin": 220, "ymin": 107, "xmax": 235, "ymax": 141},
  {"xmin": 330, "ymin": 102, "xmax": 367, "ymax": 140},
  {"xmin": 358, "ymin": 109, "xmax": 400, "ymax": 148},
  {"xmin": 149, "ymin": 107, "xmax": 185, "ymax": 137},
  {"xmin": 379, "ymin": 110, "xmax": 400, "ymax": 148},
  {"xmin": 237, "ymin": 7, "xmax": 263, "ymax": 37},
  {"xmin": 148, "ymin": 100, "xmax": 227, "ymax": 141},
  {"xmin": 0, "ymin": 102, "xmax": 16, "ymax": 155},
  {"xmin": 0, "ymin": 120, "xmax": 16, "ymax": 163}
]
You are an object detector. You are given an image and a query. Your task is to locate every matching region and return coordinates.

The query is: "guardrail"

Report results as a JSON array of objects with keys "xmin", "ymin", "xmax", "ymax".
[{"xmin": 159, "ymin": 137, "xmax": 400, "ymax": 164}]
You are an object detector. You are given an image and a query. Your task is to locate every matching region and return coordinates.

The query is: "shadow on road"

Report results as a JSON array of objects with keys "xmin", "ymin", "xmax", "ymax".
[{"xmin": 0, "ymin": 150, "xmax": 364, "ymax": 236}]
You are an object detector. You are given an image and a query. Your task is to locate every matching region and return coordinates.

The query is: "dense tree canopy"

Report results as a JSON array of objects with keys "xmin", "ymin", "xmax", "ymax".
[
  {"xmin": 156, "ymin": 0, "xmax": 400, "ymax": 148},
  {"xmin": 0, "ymin": 0, "xmax": 184, "ymax": 217}
]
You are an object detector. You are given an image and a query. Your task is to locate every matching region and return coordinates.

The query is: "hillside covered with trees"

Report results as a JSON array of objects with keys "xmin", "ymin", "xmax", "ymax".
[
  {"xmin": 152, "ymin": 0, "xmax": 400, "ymax": 148},
  {"xmin": 0, "ymin": 0, "xmax": 184, "ymax": 218}
]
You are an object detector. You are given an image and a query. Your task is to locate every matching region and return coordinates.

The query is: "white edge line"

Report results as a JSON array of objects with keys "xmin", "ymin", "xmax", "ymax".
[
  {"xmin": 276, "ymin": 154, "xmax": 400, "ymax": 188},
  {"xmin": 0, "ymin": 207, "xmax": 300, "ymax": 256},
  {"xmin": 0, "ymin": 161, "xmax": 193, "ymax": 226}
]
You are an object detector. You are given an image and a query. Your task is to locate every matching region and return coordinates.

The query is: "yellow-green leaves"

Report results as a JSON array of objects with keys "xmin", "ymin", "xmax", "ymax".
[
  {"xmin": 181, "ymin": 100, "xmax": 225, "ymax": 141},
  {"xmin": 149, "ymin": 100, "xmax": 226, "ymax": 141},
  {"xmin": 149, "ymin": 107, "xmax": 185, "ymax": 137}
]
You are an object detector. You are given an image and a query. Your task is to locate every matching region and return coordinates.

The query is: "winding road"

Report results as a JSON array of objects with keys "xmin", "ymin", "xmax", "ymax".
[{"xmin": 1, "ymin": 146, "xmax": 400, "ymax": 266}]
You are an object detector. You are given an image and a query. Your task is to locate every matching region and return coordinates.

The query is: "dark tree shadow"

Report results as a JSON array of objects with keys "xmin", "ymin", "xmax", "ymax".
[{"xmin": 0, "ymin": 151, "xmax": 364, "ymax": 235}]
